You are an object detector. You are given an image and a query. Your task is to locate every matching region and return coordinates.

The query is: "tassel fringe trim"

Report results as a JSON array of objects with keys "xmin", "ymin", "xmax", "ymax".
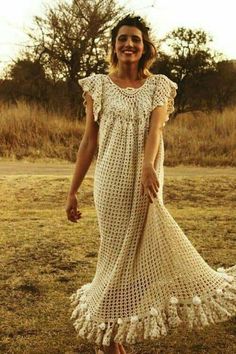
[{"xmin": 69, "ymin": 265, "xmax": 236, "ymax": 347}]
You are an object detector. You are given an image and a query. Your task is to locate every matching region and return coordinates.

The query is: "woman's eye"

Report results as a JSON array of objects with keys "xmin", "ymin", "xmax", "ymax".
[{"xmin": 118, "ymin": 37, "xmax": 141, "ymax": 42}]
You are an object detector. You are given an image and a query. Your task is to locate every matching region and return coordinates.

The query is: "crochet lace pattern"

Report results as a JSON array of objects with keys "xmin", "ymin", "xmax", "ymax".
[{"xmin": 69, "ymin": 73, "xmax": 236, "ymax": 348}]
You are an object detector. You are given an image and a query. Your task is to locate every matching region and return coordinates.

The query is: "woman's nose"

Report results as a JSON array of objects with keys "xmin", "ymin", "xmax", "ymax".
[{"xmin": 125, "ymin": 38, "xmax": 134, "ymax": 46}]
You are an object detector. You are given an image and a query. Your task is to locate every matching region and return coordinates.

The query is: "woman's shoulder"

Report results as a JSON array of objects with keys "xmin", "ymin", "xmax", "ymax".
[
  {"xmin": 152, "ymin": 73, "xmax": 171, "ymax": 81},
  {"xmin": 152, "ymin": 73, "xmax": 178, "ymax": 89},
  {"xmin": 79, "ymin": 73, "xmax": 105, "ymax": 81},
  {"xmin": 78, "ymin": 73, "xmax": 104, "ymax": 88},
  {"xmin": 145, "ymin": 73, "xmax": 171, "ymax": 86},
  {"xmin": 86, "ymin": 73, "xmax": 104, "ymax": 78}
]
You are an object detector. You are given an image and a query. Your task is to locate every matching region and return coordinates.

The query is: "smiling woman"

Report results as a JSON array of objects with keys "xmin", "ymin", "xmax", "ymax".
[
  {"xmin": 1, "ymin": 1, "xmax": 236, "ymax": 78},
  {"xmin": 66, "ymin": 12, "xmax": 236, "ymax": 354},
  {"xmin": 107, "ymin": 16, "xmax": 157, "ymax": 81}
]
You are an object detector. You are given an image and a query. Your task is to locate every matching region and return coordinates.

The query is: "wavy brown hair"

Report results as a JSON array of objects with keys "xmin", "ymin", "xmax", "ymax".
[{"xmin": 106, "ymin": 15, "xmax": 157, "ymax": 79}]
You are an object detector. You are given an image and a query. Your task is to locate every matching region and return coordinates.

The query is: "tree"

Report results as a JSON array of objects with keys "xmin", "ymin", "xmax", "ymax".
[
  {"xmin": 200, "ymin": 60, "xmax": 236, "ymax": 112},
  {"xmin": 9, "ymin": 59, "xmax": 48, "ymax": 105},
  {"xmin": 157, "ymin": 27, "xmax": 225, "ymax": 116},
  {"xmin": 25, "ymin": 0, "xmax": 125, "ymax": 117},
  {"xmin": 164, "ymin": 27, "xmax": 219, "ymax": 76}
]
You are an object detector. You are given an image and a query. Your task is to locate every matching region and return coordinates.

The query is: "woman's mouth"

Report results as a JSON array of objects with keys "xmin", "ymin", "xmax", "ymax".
[{"xmin": 122, "ymin": 50, "xmax": 136, "ymax": 55}]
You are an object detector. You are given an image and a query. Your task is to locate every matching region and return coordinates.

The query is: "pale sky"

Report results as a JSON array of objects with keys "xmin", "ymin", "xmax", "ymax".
[{"xmin": 0, "ymin": 0, "xmax": 236, "ymax": 75}]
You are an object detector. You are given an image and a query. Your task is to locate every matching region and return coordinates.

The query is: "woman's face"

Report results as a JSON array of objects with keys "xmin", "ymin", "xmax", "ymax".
[{"xmin": 114, "ymin": 25, "xmax": 145, "ymax": 66}]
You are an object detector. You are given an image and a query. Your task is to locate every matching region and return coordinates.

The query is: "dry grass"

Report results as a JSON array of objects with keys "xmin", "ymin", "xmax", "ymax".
[
  {"xmin": 0, "ymin": 171, "xmax": 235, "ymax": 354},
  {"xmin": 164, "ymin": 107, "xmax": 236, "ymax": 166},
  {"xmin": 0, "ymin": 101, "xmax": 84, "ymax": 161},
  {"xmin": 0, "ymin": 101, "xmax": 236, "ymax": 166}
]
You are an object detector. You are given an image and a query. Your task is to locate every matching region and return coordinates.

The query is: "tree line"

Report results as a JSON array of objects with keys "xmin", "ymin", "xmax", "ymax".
[{"xmin": 0, "ymin": 0, "xmax": 236, "ymax": 120}]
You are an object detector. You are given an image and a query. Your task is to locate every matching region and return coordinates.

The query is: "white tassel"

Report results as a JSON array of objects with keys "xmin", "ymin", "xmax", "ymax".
[
  {"xmin": 85, "ymin": 313, "xmax": 91, "ymax": 321},
  {"xmin": 168, "ymin": 296, "xmax": 182, "ymax": 328},
  {"xmin": 210, "ymin": 299, "xmax": 232, "ymax": 321},
  {"xmin": 95, "ymin": 323, "xmax": 107, "ymax": 346},
  {"xmin": 69, "ymin": 293, "xmax": 76, "ymax": 301},
  {"xmin": 225, "ymin": 275, "xmax": 234, "ymax": 282},
  {"xmin": 216, "ymin": 269, "xmax": 234, "ymax": 282},
  {"xmin": 98, "ymin": 322, "xmax": 106, "ymax": 330},
  {"xmin": 102, "ymin": 323, "xmax": 114, "ymax": 346},
  {"xmin": 130, "ymin": 315, "xmax": 139, "ymax": 324},
  {"xmin": 79, "ymin": 303, "xmax": 88, "ymax": 310},
  {"xmin": 170, "ymin": 296, "xmax": 179, "ymax": 305},
  {"xmin": 150, "ymin": 306, "xmax": 159, "ymax": 316},
  {"xmin": 149, "ymin": 316, "xmax": 161, "ymax": 339},
  {"xmin": 192, "ymin": 295, "xmax": 201, "ymax": 305},
  {"xmin": 87, "ymin": 323, "xmax": 98, "ymax": 341},
  {"xmin": 114, "ymin": 320, "xmax": 128, "ymax": 342},
  {"xmin": 193, "ymin": 303, "xmax": 209, "ymax": 328},
  {"xmin": 74, "ymin": 316, "xmax": 85, "ymax": 330},
  {"xmin": 216, "ymin": 288, "xmax": 223, "ymax": 295},
  {"xmin": 201, "ymin": 302, "xmax": 215, "ymax": 325},
  {"xmin": 70, "ymin": 305, "xmax": 80, "ymax": 320},
  {"xmin": 126, "ymin": 315, "xmax": 139, "ymax": 344},
  {"xmin": 80, "ymin": 294, "xmax": 87, "ymax": 302},
  {"xmin": 78, "ymin": 319, "xmax": 89, "ymax": 338},
  {"xmin": 117, "ymin": 318, "xmax": 123, "ymax": 325},
  {"xmin": 217, "ymin": 267, "xmax": 225, "ymax": 273},
  {"xmin": 143, "ymin": 317, "xmax": 151, "ymax": 340},
  {"xmin": 184, "ymin": 305, "xmax": 195, "ymax": 329}
]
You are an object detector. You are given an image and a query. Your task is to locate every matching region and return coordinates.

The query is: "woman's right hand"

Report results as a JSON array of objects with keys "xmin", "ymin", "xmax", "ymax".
[{"xmin": 65, "ymin": 193, "xmax": 82, "ymax": 223}]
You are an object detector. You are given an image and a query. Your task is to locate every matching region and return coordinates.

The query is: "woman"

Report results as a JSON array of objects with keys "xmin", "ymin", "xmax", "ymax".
[{"xmin": 66, "ymin": 15, "xmax": 236, "ymax": 354}]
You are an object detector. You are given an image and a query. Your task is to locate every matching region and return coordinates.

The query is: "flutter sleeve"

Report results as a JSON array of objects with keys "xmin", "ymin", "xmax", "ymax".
[
  {"xmin": 78, "ymin": 74, "xmax": 103, "ymax": 124},
  {"xmin": 152, "ymin": 74, "xmax": 178, "ymax": 125}
]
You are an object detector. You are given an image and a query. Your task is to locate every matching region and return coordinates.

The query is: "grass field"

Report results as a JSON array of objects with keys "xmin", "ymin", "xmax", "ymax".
[
  {"xmin": 0, "ymin": 101, "xmax": 236, "ymax": 166},
  {"xmin": 0, "ymin": 166, "xmax": 236, "ymax": 354},
  {"xmin": 0, "ymin": 101, "xmax": 84, "ymax": 162}
]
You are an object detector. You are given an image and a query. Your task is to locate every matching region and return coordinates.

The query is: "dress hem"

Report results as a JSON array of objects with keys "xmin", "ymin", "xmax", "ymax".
[{"xmin": 69, "ymin": 265, "xmax": 236, "ymax": 348}]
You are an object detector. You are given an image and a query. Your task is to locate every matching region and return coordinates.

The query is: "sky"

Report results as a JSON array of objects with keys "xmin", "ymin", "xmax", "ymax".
[{"xmin": 0, "ymin": 0, "xmax": 236, "ymax": 75}]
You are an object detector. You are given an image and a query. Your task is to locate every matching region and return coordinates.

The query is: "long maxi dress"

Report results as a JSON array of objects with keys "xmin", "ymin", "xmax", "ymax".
[{"xmin": 69, "ymin": 73, "xmax": 236, "ymax": 348}]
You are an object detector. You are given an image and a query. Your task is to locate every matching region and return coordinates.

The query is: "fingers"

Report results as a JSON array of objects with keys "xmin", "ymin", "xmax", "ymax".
[
  {"xmin": 152, "ymin": 182, "xmax": 159, "ymax": 194},
  {"xmin": 146, "ymin": 188, "xmax": 156, "ymax": 203},
  {"xmin": 141, "ymin": 182, "xmax": 159, "ymax": 203},
  {"xmin": 66, "ymin": 208, "xmax": 82, "ymax": 223},
  {"xmin": 65, "ymin": 194, "xmax": 82, "ymax": 223},
  {"xmin": 140, "ymin": 166, "xmax": 159, "ymax": 202}
]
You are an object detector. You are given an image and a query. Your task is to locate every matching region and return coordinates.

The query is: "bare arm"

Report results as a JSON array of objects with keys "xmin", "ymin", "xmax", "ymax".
[
  {"xmin": 141, "ymin": 103, "xmax": 168, "ymax": 202},
  {"xmin": 143, "ymin": 102, "xmax": 167, "ymax": 168},
  {"xmin": 65, "ymin": 92, "xmax": 99, "ymax": 222},
  {"xmin": 68, "ymin": 92, "xmax": 99, "ymax": 195}
]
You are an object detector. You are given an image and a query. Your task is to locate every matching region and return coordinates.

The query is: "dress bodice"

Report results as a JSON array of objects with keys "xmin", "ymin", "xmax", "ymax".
[{"xmin": 78, "ymin": 73, "xmax": 178, "ymax": 133}]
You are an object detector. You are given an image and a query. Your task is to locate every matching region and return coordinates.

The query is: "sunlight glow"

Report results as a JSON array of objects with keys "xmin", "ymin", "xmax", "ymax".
[{"xmin": 0, "ymin": 0, "xmax": 235, "ymax": 75}]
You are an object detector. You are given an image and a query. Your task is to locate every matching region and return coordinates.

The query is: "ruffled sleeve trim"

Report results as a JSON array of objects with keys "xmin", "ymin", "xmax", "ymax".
[
  {"xmin": 152, "ymin": 74, "xmax": 178, "ymax": 125},
  {"xmin": 78, "ymin": 74, "xmax": 103, "ymax": 124}
]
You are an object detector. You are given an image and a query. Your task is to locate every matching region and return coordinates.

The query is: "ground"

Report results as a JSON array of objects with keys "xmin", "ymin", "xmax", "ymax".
[{"xmin": 0, "ymin": 159, "xmax": 235, "ymax": 354}]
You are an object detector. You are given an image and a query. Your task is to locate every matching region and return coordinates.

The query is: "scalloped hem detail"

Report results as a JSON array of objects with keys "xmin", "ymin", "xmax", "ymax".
[{"xmin": 69, "ymin": 265, "xmax": 236, "ymax": 347}]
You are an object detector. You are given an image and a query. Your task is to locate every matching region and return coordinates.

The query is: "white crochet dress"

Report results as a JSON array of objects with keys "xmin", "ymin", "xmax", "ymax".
[{"xmin": 69, "ymin": 73, "xmax": 236, "ymax": 349}]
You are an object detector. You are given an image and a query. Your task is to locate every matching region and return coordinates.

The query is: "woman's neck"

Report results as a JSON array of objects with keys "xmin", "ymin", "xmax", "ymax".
[{"xmin": 115, "ymin": 63, "xmax": 140, "ymax": 80}]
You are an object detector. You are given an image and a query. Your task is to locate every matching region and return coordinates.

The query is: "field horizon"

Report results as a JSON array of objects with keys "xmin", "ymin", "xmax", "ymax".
[{"xmin": 0, "ymin": 100, "xmax": 235, "ymax": 166}]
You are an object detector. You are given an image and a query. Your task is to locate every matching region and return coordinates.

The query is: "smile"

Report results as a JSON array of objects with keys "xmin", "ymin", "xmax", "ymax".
[{"xmin": 122, "ymin": 50, "xmax": 136, "ymax": 54}]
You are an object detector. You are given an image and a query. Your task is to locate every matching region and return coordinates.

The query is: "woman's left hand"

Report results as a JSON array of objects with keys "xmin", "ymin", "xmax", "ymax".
[{"xmin": 140, "ymin": 164, "xmax": 159, "ymax": 203}]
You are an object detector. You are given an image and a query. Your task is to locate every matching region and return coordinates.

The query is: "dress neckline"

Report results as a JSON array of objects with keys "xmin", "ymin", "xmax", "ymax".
[{"xmin": 106, "ymin": 74, "xmax": 153, "ymax": 91}]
